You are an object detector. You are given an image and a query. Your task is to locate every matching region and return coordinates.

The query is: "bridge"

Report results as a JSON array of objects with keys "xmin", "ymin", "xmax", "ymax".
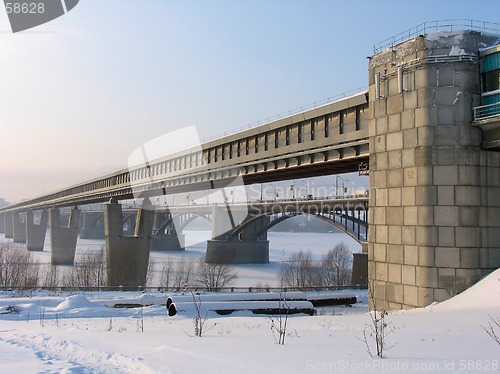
[
  {"xmin": 80, "ymin": 197, "xmax": 368, "ymax": 251},
  {"xmin": 1, "ymin": 21, "xmax": 500, "ymax": 310}
]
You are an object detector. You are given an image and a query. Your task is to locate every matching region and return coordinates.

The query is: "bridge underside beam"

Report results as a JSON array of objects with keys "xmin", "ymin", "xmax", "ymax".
[{"xmin": 241, "ymin": 156, "xmax": 369, "ymax": 186}]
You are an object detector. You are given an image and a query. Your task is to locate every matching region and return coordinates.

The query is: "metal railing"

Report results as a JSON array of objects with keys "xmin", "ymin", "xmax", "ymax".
[
  {"xmin": 374, "ymin": 19, "xmax": 500, "ymax": 54},
  {"xmin": 473, "ymin": 102, "xmax": 500, "ymax": 122},
  {"xmin": 202, "ymin": 87, "xmax": 368, "ymax": 143}
]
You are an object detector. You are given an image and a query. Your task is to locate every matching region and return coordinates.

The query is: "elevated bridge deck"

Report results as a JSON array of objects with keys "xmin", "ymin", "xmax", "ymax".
[{"xmin": 0, "ymin": 91, "xmax": 369, "ymax": 213}]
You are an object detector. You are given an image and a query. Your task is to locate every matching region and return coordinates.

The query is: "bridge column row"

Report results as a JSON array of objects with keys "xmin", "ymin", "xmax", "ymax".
[
  {"xmin": 2, "ymin": 202, "xmax": 157, "ymax": 288},
  {"xmin": 1, "ymin": 208, "xmax": 80, "ymax": 264},
  {"xmin": 0, "ymin": 212, "xmax": 4, "ymax": 234}
]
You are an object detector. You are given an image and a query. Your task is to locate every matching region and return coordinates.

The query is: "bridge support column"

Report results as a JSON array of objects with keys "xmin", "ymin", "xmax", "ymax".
[
  {"xmin": 50, "ymin": 207, "xmax": 80, "ymax": 265},
  {"xmin": 206, "ymin": 240, "xmax": 269, "ymax": 264},
  {"xmin": 80, "ymin": 211, "xmax": 105, "ymax": 239},
  {"xmin": 0, "ymin": 213, "xmax": 4, "ymax": 234},
  {"xmin": 104, "ymin": 198, "xmax": 155, "ymax": 288},
  {"xmin": 351, "ymin": 248, "xmax": 368, "ymax": 287},
  {"xmin": 368, "ymin": 31, "xmax": 500, "ymax": 310},
  {"xmin": 206, "ymin": 212, "xmax": 269, "ymax": 264},
  {"xmin": 12, "ymin": 212, "xmax": 27, "ymax": 243},
  {"xmin": 4, "ymin": 212, "xmax": 13, "ymax": 238},
  {"xmin": 26, "ymin": 210, "xmax": 48, "ymax": 251},
  {"xmin": 150, "ymin": 232, "xmax": 185, "ymax": 251},
  {"xmin": 150, "ymin": 213, "xmax": 185, "ymax": 251}
]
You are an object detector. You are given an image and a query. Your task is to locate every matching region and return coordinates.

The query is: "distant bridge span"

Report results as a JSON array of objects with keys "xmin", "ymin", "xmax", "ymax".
[{"xmin": 152, "ymin": 197, "xmax": 369, "ymax": 243}]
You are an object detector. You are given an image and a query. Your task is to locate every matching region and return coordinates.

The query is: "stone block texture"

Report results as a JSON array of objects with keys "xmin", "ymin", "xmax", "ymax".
[{"xmin": 368, "ymin": 31, "xmax": 500, "ymax": 310}]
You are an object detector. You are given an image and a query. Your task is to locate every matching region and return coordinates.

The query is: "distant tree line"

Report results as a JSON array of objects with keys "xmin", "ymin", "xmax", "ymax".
[
  {"xmin": 0, "ymin": 243, "xmax": 238, "ymax": 291},
  {"xmin": 280, "ymin": 242, "xmax": 353, "ymax": 289},
  {"xmin": 1, "ymin": 241, "xmax": 353, "ymax": 291}
]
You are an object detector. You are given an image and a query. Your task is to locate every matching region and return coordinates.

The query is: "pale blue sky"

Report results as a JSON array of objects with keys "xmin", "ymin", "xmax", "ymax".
[{"xmin": 0, "ymin": 1, "xmax": 499, "ymax": 203}]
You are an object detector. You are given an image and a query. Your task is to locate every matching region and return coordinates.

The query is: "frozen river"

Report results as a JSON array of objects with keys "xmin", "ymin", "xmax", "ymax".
[{"xmin": 0, "ymin": 230, "xmax": 361, "ymax": 287}]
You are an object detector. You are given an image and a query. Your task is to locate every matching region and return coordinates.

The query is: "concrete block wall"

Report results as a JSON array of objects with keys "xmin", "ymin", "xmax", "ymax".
[{"xmin": 368, "ymin": 32, "xmax": 500, "ymax": 310}]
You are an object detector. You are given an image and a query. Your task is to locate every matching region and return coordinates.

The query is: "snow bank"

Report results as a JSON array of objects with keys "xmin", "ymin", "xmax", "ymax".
[
  {"xmin": 431, "ymin": 268, "xmax": 500, "ymax": 311},
  {"xmin": 53, "ymin": 295, "xmax": 95, "ymax": 311}
]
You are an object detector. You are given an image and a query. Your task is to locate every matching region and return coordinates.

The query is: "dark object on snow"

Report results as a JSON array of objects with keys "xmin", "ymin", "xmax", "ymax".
[
  {"xmin": 168, "ymin": 302, "xmax": 177, "ymax": 317},
  {"xmin": 166, "ymin": 297, "xmax": 173, "ymax": 309},
  {"xmin": 1, "ymin": 304, "xmax": 21, "ymax": 314},
  {"xmin": 112, "ymin": 303, "xmax": 152, "ymax": 309},
  {"xmin": 307, "ymin": 295, "xmax": 357, "ymax": 307}
]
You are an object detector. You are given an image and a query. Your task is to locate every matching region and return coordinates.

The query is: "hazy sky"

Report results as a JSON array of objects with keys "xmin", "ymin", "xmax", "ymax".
[{"xmin": 0, "ymin": 1, "xmax": 499, "ymax": 203}]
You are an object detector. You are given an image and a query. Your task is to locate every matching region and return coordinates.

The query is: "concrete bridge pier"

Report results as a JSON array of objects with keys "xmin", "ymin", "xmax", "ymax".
[
  {"xmin": 368, "ymin": 31, "xmax": 500, "ymax": 310},
  {"xmin": 26, "ymin": 210, "xmax": 48, "ymax": 251},
  {"xmin": 4, "ymin": 212, "xmax": 13, "ymax": 238},
  {"xmin": 150, "ymin": 231, "xmax": 185, "ymax": 251},
  {"xmin": 50, "ymin": 207, "xmax": 80, "ymax": 265},
  {"xmin": 150, "ymin": 213, "xmax": 185, "ymax": 251},
  {"xmin": 206, "ymin": 209, "xmax": 269, "ymax": 264},
  {"xmin": 12, "ymin": 212, "xmax": 27, "ymax": 243},
  {"xmin": 79, "ymin": 211, "xmax": 105, "ymax": 239},
  {"xmin": 351, "ymin": 243, "xmax": 368, "ymax": 287},
  {"xmin": 104, "ymin": 198, "xmax": 155, "ymax": 288},
  {"xmin": 0, "ymin": 213, "xmax": 4, "ymax": 234}
]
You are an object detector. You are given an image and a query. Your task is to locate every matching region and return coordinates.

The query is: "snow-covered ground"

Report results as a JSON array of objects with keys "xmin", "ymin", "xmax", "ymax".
[
  {"xmin": 0, "ymin": 231, "xmax": 499, "ymax": 373},
  {"xmin": 0, "ymin": 268, "xmax": 498, "ymax": 373}
]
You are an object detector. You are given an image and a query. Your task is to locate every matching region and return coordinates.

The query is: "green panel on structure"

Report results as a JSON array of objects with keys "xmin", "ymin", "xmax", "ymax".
[
  {"xmin": 483, "ymin": 94, "xmax": 500, "ymax": 106},
  {"xmin": 482, "ymin": 52, "xmax": 500, "ymax": 73}
]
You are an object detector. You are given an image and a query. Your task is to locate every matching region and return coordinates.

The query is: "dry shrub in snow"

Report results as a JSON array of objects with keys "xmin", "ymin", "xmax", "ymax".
[
  {"xmin": 62, "ymin": 248, "xmax": 107, "ymax": 289},
  {"xmin": 194, "ymin": 258, "xmax": 238, "ymax": 291},
  {"xmin": 0, "ymin": 243, "xmax": 39, "ymax": 289},
  {"xmin": 483, "ymin": 315, "xmax": 500, "ymax": 348}
]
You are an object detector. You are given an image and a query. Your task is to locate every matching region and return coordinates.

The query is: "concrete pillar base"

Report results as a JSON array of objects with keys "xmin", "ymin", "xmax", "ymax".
[
  {"xmin": 4, "ymin": 212, "xmax": 13, "ymax": 239},
  {"xmin": 0, "ymin": 213, "xmax": 4, "ymax": 234},
  {"xmin": 13, "ymin": 212, "xmax": 26, "ymax": 244},
  {"xmin": 50, "ymin": 207, "xmax": 80, "ymax": 265},
  {"xmin": 105, "ymin": 199, "xmax": 155, "ymax": 288},
  {"xmin": 79, "ymin": 227, "xmax": 105, "ymax": 240},
  {"xmin": 26, "ymin": 210, "xmax": 48, "ymax": 251},
  {"xmin": 351, "ymin": 252, "xmax": 368, "ymax": 287},
  {"xmin": 150, "ymin": 233, "xmax": 185, "ymax": 251},
  {"xmin": 206, "ymin": 239, "xmax": 269, "ymax": 264}
]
